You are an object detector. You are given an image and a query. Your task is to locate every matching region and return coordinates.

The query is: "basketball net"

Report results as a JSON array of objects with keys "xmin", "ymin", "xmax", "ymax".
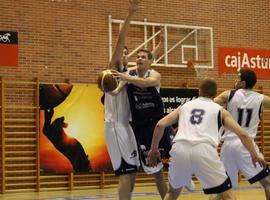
[{"xmin": 187, "ymin": 60, "xmax": 210, "ymax": 80}]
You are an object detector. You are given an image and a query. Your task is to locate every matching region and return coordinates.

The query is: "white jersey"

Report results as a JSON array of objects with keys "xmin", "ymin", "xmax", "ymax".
[
  {"xmin": 104, "ymin": 85, "xmax": 140, "ymax": 173},
  {"xmin": 223, "ymin": 89, "xmax": 264, "ymax": 140},
  {"xmin": 104, "ymin": 86, "xmax": 131, "ymax": 123},
  {"xmin": 174, "ymin": 97, "xmax": 223, "ymax": 147}
]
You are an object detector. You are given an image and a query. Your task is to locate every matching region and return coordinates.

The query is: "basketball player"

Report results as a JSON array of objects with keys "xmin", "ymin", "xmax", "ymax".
[
  {"xmin": 103, "ymin": 3, "xmax": 177, "ymax": 197},
  {"xmin": 147, "ymin": 78, "xmax": 266, "ymax": 200},
  {"xmin": 210, "ymin": 69, "xmax": 270, "ymax": 200},
  {"xmin": 113, "ymin": 48, "xmax": 194, "ymax": 198},
  {"xmin": 128, "ymin": 49, "xmax": 171, "ymax": 198},
  {"xmin": 101, "ymin": 1, "xmax": 140, "ymax": 200}
]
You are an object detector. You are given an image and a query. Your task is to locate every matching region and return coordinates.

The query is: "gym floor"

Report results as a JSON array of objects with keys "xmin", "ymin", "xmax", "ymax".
[{"xmin": 0, "ymin": 180, "xmax": 264, "ymax": 200}]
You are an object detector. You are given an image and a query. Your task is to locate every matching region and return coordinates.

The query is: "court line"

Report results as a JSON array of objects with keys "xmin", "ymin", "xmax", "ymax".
[{"xmin": 40, "ymin": 185, "xmax": 263, "ymax": 200}]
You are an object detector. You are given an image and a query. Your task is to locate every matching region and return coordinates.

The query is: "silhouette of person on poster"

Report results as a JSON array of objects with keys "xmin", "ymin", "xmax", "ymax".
[{"xmin": 40, "ymin": 84, "xmax": 91, "ymax": 172}]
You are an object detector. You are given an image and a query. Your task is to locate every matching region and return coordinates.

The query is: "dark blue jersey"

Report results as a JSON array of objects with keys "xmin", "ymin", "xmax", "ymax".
[
  {"xmin": 127, "ymin": 69, "xmax": 173, "ymax": 165},
  {"xmin": 127, "ymin": 69, "xmax": 164, "ymax": 125}
]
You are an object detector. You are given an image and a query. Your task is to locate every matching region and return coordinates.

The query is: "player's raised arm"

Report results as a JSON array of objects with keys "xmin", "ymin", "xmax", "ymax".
[{"xmin": 109, "ymin": 0, "xmax": 139, "ymax": 70}]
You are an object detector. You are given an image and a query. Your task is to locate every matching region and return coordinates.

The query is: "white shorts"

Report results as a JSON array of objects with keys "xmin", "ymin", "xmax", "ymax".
[
  {"xmin": 104, "ymin": 122, "xmax": 140, "ymax": 175},
  {"xmin": 221, "ymin": 138, "xmax": 269, "ymax": 187},
  {"xmin": 168, "ymin": 141, "xmax": 231, "ymax": 194}
]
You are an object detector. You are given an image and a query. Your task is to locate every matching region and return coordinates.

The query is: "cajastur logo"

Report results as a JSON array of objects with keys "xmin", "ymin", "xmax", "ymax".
[
  {"xmin": 224, "ymin": 52, "xmax": 270, "ymax": 69},
  {"xmin": 0, "ymin": 33, "xmax": 11, "ymax": 43},
  {"xmin": 219, "ymin": 47, "xmax": 270, "ymax": 79}
]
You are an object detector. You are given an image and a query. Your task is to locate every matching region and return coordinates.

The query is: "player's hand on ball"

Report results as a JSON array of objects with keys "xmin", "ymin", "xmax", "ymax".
[{"xmin": 111, "ymin": 70, "xmax": 129, "ymax": 82}]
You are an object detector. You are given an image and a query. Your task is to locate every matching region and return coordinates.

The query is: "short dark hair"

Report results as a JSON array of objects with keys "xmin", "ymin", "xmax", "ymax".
[
  {"xmin": 200, "ymin": 78, "xmax": 217, "ymax": 98},
  {"xmin": 239, "ymin": 69, "xmax": 257, "ymax": 89},
  {"xmin": 137, "ymin": 48, "xmax": 153, "ymax": 60}
]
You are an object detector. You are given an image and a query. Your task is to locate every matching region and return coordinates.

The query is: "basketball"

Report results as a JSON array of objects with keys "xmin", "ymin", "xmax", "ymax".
[{"xmin": 97, "ymin": 70, "xmax": 118, "ymax": 92}]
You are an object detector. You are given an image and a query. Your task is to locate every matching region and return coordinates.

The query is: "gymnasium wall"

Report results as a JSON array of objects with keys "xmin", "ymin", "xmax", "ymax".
[
  {"xmin": 0, "ymin": 0, "xmax": 270, "ymax": 193},
  {"xmin": 1, "ymin": 0, "xmax": 270, "ymax": 88}
]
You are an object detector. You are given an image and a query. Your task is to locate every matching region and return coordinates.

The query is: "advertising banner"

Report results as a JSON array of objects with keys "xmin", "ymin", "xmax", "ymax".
[
  {"xmin": 0, "ymin": 31, "xmax": 18, "ymax": 66},
  {"xmin": 219, "ymin": 47, "xmax": 270, "ymax": 79}
]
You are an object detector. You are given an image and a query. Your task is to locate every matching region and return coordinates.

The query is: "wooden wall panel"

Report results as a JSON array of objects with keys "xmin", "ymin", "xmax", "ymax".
[{"xmin": 0, "ymin": 79, "xmax": 269, "ymax": 193}]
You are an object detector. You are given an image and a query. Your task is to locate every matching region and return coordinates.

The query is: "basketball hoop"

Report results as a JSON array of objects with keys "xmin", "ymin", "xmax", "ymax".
[{"xmin": 187, "ymin": 60, "xmax": 210, "ymax": 80}]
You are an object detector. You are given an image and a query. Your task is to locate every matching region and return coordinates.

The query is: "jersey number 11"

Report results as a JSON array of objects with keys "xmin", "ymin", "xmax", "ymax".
[{"xmin": 237, "ymin": 108, "xmax": 253, "ymax": 127}]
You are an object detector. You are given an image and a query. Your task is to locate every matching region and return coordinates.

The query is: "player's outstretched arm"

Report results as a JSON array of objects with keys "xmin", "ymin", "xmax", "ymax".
[
  {"xmin": 221, "ymin": 108, "xmax": 266, "ymax": 168},
  {"xmin": 147, "ymin": 107, "xmax": 180, "ymax": 167},
  {"xmin": 108, "ymin": 0, "xmax": 139, "ymax": 70},
  {"xmin": 112, "ymin": 69, "xmax": 161, "ymax": 88},
  {"xmin": 214, "ymin": 90, "xmax": 230, "ymax": 106}
]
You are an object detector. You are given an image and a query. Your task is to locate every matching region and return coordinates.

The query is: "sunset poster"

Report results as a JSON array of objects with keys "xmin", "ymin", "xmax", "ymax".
[{"xmin": 39, "ymin": 84, "xmax": 112, "ymax": 173}]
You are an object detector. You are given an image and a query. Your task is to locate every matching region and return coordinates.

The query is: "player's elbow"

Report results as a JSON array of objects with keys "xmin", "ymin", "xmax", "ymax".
[
  {"xmin": 155, "ymin": 120, "xmax": 166, "ymax": 131},
  {"xmin": 143, "ymin": 80, "xmax": 159, "ymax": 88}
]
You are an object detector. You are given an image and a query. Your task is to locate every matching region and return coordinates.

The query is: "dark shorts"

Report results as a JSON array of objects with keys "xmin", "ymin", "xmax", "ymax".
[
  {"xmin": 115, "ymin": 158, "xmax": 138, "ymax": 176},
  {"xmin": 132, "ymin": 120, "xmax": 175, "ymax": 166}
]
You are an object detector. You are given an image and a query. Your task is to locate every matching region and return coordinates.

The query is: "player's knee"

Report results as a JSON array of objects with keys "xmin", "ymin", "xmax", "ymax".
[
  {"xmin": 209, "ymin": 194, "xmax": 222, "ymax": 200},
  {"xmin": 119, "ymin": 173, "xmax": 136, "ymax": 192},
  {"xmin": 221, "ymin": 188, "xmax": 236, "ymax": 200},
  {"xmin": 260, "ymin": 176, "xmax": 270, "ymax": 189},
  {"xmin": 153, "ymin": 170, "xmax": 164, "ymax": 179},
  {"xmin": 167, "ymin": 185, "xmax": 182, "ymax": 198}
]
